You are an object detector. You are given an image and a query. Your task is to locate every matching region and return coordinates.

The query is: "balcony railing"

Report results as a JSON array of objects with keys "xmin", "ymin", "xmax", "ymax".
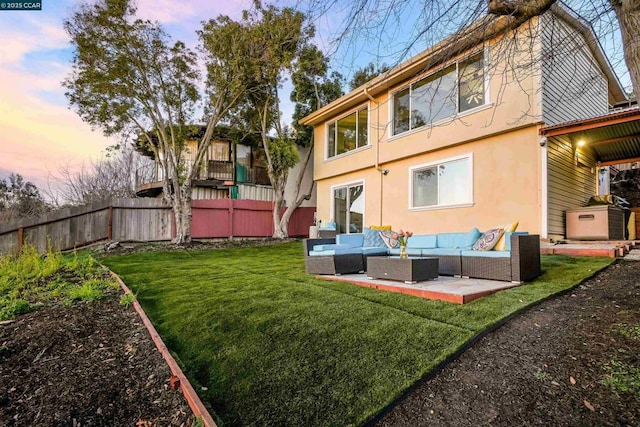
[
  {"xmin": 135, "ymin": 160, "xmax": 271, "ymax": 191},
  {"xmin": 207, "ymin": 160, "xmax": 234, "ymax": 181}
]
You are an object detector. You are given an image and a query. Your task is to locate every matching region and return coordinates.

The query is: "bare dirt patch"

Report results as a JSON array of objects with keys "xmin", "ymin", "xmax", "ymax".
[
  {"xmin": 0, "ymin": 288, "xmax": 196, "ymax": 426},
  {"xmin": 376, "ymin": 260, "xmax": 640, "ymax": 426},
  {"xmin": 99, "ymin": 238, "xmax": 298, "ymax": 256}
]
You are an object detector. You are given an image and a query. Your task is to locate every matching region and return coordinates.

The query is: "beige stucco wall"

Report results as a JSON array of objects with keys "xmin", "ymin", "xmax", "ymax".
[
  {"xmin": 312, "ymin": 22, "xmax": 546, "ymax": 235},
  {"xmin": 313, "ymin": 20, "xmax": 544, "ymax": 183},
  {"xmin": 315, "ymin": 126, "xmax": 543, "ymax": 235}
]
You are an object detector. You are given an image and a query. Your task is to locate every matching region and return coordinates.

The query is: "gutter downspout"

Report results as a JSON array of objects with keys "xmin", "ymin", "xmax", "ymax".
[{"xmin": 363, "ymin": 86, "xmax": 385, "ymax": 226}]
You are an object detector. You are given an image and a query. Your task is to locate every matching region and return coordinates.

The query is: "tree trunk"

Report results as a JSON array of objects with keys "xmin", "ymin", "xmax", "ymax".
[
  {"xmin": 172, "ymin": 182, "xmax": 193, "ymax": 245},
  {"xmin": 610, "ymin": 0, "xmax": 640, "ymax": 99},
  {"xmin": 279, "ymin": 144, "xmax": 315, "ymax": 237},
  {"xmin": 272, "ymin": 178, "xmax": 287, "ymax": 238}
]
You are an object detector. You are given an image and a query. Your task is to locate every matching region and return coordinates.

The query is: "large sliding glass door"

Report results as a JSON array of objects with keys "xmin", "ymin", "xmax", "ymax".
[{"xmin": 333, "ymin": 182, "xmax": 364, "ymax": 234}]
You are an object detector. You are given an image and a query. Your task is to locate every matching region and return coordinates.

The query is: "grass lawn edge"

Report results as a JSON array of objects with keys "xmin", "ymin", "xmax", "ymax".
[
  {"xmin": 106, "ymin": 267, "xmax": 215, "ymax": 427},
  {"xmin": 361, "ymin": 257, "xmax": 617, "ymax": 426}
]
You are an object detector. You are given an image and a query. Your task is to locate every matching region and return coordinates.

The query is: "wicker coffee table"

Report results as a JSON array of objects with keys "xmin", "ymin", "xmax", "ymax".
[{"xmin": 367, "ymin": 257, "xmax": 439, "ymax": 283}]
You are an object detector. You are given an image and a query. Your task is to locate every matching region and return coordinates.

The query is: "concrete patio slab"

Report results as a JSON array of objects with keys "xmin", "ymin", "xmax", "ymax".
[
  {"xmin": 315, "ymin": 274, "xmax": 519, "ymax": 304},
  {"xmin": 624, "ymin": 249, "xmax": 640, "ymax": 261}
]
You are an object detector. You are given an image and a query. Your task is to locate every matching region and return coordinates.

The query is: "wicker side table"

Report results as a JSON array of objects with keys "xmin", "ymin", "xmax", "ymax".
[{"xmin": 367, "ymin": 257, "xmax": 439, "ymax": 283}]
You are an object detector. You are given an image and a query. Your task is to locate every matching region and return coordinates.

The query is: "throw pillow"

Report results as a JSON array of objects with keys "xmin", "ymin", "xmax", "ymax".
[
  {"xmin": 472, "ymin": 228, "xmax": 505, "ymax": 251},
  {"xmin": 370, "ymin": 225, "xmax": 392, "ymax": 231},
  {"xmin": 379, "ymin": 230, "xmax": 400, "ymax": 249},
  {"xmin": 363, "ymin": 227, "xmax": 386, "ymax": 247},
  {"xmin": 493, "ymin": 221, "xmax": 519, "ymax": 251}
]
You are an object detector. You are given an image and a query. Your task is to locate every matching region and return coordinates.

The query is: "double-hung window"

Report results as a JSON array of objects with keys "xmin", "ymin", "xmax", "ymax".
[
  {"xmin": 392, "ymin": 52, "xmax": 486, "ymax": 136},
  {"xmin": 327, "ymin": 107, "xmax": 368, "ymax": 158},
  {"xmin": 410, "ymin": 155, "xmax": 473, "ymax": 209}
]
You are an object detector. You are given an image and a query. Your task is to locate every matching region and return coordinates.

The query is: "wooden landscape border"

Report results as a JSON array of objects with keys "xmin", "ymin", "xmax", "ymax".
[{"xmin": 109, "ymin": 270, "xmax": 218, "ymax": 427}]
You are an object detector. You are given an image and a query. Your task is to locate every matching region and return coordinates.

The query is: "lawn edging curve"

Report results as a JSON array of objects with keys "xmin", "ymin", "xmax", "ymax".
[{"xmin": 108, "ymin": 269, "xmax": 217, "ymax": 427}]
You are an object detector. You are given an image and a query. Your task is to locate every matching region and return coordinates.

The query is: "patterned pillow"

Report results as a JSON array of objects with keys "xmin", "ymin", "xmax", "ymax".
[
  {"xmin": 472, "ymin": 228, "xmax": 505, "ymax": 251},
  {"xmin": 363, "ymin": 227, "xmax": 386, "ymax": 247},
  {"xmin": 379, "ymin": 230, "xmax": 400, "ymax": 249}
]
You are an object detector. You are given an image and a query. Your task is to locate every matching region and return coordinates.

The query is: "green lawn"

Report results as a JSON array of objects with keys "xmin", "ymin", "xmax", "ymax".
[{"xmin": 101, "ymin": 243, "xmax": 613, "ymax": 426}]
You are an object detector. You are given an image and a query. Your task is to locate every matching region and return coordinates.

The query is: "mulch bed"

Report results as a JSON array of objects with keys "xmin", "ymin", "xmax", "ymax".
[
  {"xmin": 0, "ymin": 288, "xmax": 196, "ymax": 427},
  {"xmin": 376, "ymin": 259, "xmax": 640, "ymax": 426}
]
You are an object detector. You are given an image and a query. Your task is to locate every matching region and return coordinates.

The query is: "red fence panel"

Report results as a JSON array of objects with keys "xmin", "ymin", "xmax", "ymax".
[
  {"xmin": 286, "ymin": 207, "xmax": 315, "ymax": 237},
  {"xmin": 233, "ymin": 200, "xmax": 274, "ymax": 237},
  {"xmin": 191, "ymin": 199, "xmax": 232, "ymax": 238},
  {"xmin": 191, "ymin": 199, "xmax": 315, "ymax": 238}
]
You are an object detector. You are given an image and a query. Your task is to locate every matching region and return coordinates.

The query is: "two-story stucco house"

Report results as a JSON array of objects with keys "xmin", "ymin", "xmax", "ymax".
[{"xmin": 300, "ymin": 4, "xmax": 627, "ymax": 240}]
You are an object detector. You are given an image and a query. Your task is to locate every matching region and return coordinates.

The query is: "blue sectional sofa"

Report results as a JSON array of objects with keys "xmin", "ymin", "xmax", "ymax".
[{"xmin": 303, "ymin": 228, "xmax": 541, "ymax": 282}]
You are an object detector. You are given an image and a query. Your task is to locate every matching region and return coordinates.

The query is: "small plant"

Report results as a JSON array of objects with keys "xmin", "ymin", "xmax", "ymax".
[
  {"xmin": 66, "ymin": 279, "xmax": 113, "ymax": 302},
  {"xmin": 601, "ymin": 360, "xmax": 640, "ymax": 395},
  {"xmin": 617, "ymin": 323, "xmax": 640, "ymax": 341},
  {"xmin": 0, "ymin": 244, "xmax": 117, "ymax": 320},
  {"xmin": 0, "ymin": 299, "xmax": 33, "ymax": 321},
  {"xmin": 534, "ymin": 367, "xmax": 552, "ymax": 382},
  {"xmin": 120, "ymin": 293, "xmax": 136, "ymax": 307}
]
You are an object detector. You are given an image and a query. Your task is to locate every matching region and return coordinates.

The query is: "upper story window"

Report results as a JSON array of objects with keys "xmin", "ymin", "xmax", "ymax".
[
  {"xmin": 392, "ymin": 52, "xmax": 486, "ymax": 136},
  {"xmin": 327, "ymin": 106, "xmax": 368, "ymax": 159}
]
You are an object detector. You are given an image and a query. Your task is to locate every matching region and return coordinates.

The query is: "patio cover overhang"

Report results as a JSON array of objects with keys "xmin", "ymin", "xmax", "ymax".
[{"xmin": 540, "ymin": 106, "xmax": 640, "ymax": 166}]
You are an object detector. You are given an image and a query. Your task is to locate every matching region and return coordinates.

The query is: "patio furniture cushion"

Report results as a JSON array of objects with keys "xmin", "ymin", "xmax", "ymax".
[
  {"xmin": 461, "ymin": 250, "xmax": 510, "ymax": 258},
  {"xmin": 388, "ymin": 247, "xmax": 422, "ymax": 256},
  {"xmin": 437, "ymin": 228, "xmax": 481, "ymax": 249},
  {"xmin": 362, "ymin": 247, "xmax": 389, "ymax": 256},
  {"xmin": 493, "ymin": 221, "xmax": 519, "ymax": 251},
  {"xmin": 363, "ymin": 227, "xmax": 386, "ymax": 247},
  {"xmin": 407, "ymin": 234, "xmax": 437, "ymax": 249},
  {"xmin": 309, "ymin": 247, "xmax": 363, "ymax": 256},
  {"xmin": 421, "ymin": 248, "xmax": 464, "ymax": 256},
  {"xmin": 319, "ymin": 221, "xmax": 336, "ymax": 230},
  {"xmin": 312, "ymin": 243, "xmax": 352, "ymax": 251},
  {"xmin": 336, "ymin": 233, "xmax": 365, "ymax": 247},
  {"xmin": 472, "ymin": 228, "xmax": 504, "ymax": 251}
]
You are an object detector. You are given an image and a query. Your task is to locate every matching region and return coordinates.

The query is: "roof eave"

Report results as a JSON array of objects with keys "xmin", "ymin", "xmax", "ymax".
[
  {"xmin": 300, "ymin": 4, "xmax": 628, "ymax": 127},
  {"xmin": 300, "ymin": 14, "xmax": 507, "ymax": 126}
]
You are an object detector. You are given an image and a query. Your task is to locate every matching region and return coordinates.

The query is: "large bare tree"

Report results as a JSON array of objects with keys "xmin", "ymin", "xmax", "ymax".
[
  {"xmin": 48, "ymin": 143, "xmax": 153, "ymax": 207},
  {"xmin": 303, "ymin": 0, "xmax": 637, "ymax": 98}
]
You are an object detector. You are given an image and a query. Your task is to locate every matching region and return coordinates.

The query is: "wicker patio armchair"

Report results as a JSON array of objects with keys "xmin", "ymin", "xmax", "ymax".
[
  {"xmin": 461, "ymin": 234, "xmax": 541, "ymax": 282},
  {"xmin": 302, "ymin": 238, "xmax": 364, "ymax": 275}
]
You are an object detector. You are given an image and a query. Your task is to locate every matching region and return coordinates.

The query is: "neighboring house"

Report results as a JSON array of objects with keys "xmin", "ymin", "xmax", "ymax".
[
  {"xmin": 300, "ymin": 4, "xmax": 629, "ymax": 240},
  {"xmin": 134, "ymin": 126, "xmax": 315, "ymax": 206}
]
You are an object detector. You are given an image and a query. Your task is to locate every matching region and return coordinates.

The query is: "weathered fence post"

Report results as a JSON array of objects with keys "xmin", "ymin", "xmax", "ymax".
[
  {"xmin": 17, "ymin": 227, "xmax": 24, "ymax": 253},
  {"xmin": 107, "ymin": 206, "xmax": 113, "ymax": 240}
]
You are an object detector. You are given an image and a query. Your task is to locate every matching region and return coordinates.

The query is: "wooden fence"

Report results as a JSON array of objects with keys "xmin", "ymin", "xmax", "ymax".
[{"xmin": 0, "ymin": 198, "xmax": 314, "ymax": 254}]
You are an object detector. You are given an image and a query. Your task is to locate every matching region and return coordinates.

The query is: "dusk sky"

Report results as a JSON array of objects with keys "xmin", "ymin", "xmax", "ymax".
[
  {"xmin": 0, "ymin": 0, "xmax": 630, "ymax": 200},
  {"xmin": 0, "ymin": 0, "xmax": 318, "ymax": 196}
]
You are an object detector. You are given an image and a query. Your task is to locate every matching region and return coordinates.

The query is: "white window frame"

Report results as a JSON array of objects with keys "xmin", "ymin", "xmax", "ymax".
[
  {"xmin": 330, "ymin": 179, "xmax": 366, "ymax": 234},
  {"xmin": 325, "ymin": 104, "xmax": 370, "ymax": 160},
  {"xmin": 389, "ymin": 49, "xmax": 489, "ymax": 137},
  {"xmin": 408, "ymin": 153, "xmax": 474, "ymax": 211}
]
